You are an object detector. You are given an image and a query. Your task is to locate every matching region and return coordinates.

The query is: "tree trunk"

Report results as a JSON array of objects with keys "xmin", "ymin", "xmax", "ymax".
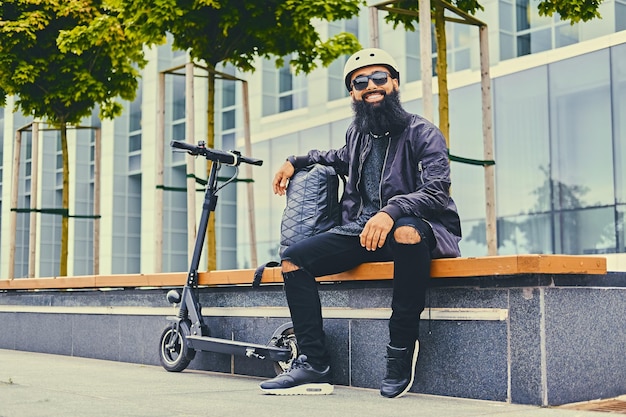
[
  {"xmin": 206, "ymin": 70, "xmax": 216, "ymax": 271},
  {"xmin": 434, "ymin": 2, "xmax": 450, "ymax": 150},
  {"xmin": 60, "ymin": 124, "xmax": 69, "ymax": 276}
]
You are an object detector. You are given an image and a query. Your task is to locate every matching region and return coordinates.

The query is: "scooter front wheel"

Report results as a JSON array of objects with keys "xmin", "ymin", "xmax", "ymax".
[{"xmin": 159, "ymin": 321, "xmax": 196, "ymax": 372}]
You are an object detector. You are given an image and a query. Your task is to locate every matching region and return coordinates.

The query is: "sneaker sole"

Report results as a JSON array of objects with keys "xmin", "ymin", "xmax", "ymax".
[
  {"xmin": 390, "ymin": 340, "xmax": 420, "ymax": 399},
  {"xmin": 260, "ymin": 383, "xmax": 334, "ymax": 396}
]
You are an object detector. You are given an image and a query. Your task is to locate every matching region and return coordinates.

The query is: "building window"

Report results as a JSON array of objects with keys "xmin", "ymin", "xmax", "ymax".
[
  {"xmin": 617, "ymin": 0, "xmax": 626, "ymax": 31},
  {"xmin": 499, "ymin": 0, "xmax": 515, "ymax": 60},
  {"xmin": 220, "ymin": 66, "xmax": 237, "ymax": 131},
  {"xmin": 406, "ymin": 30, "xmax": 425, "ymax": 83},
  {"xmin": 406, "ymin": 22, "xmax": 471, "ymax": 83},
  {"xmin": 499, "ymin": 0, "xmax": 580, "ymax": 59},
  {"xmin": 109, "ymin": 83, "xmax": 144, "ymax": 274},
  {"xmin": 401, "ymin": 25, "xmax": 438, "ymax": 82},
  {"xmin": 72, "ymin": 126, "xmax": 96, "ymax": 275},
  {"xmin": 278, "ymin": 64, "xmax": 294, "ymax": 112},
  {"xmin": 451, "ymin": 23, "xmax": 472, "ymax": 71},
  {"xmin": 0, "ymin": 108, "xmax": 3, "ymax": 264},
  {"xmin": 170, "ymin": 74, "xmax": 186, "ymax": 165},
  {"xmin": 112, "ymin": 175, "xmax": 141, "ymax": 273},
  {"xmin": 515, "ymin": 0, "xmax": 554, "ymax": 56},
  {"xmin": 39, "ymin": 130, "xmax": 63, "ymax": 277},
  {"xmin": 128, "ymin": 85, "xmax": 142, "ymax": 175},
  {"xmin": 215, "ymin": 65, "xmax": 239, "ymax": 269},
  {"xmin": 55, "ymin": 133, "xmax": 63, "ymax": 188},
  {"xmin": 162, "ymin": 72, "xmax": 188, "ymax": 272},
  {"xmin": 262, "ymin": 55, "xmax": 307, "ymax": 116},
  {"xmin": 328, "ymin": 17, "xmax": 359, "ymax": 101},
  {"xmin": 13, "ymin": 131, "xmax": 34, "ymax": 277},
  {"xmin": 0, "ymin": 107, "xmax": 3, "ymax": 198},
  {"xmin": 612, "ymin": 43, "xmax": 626, "ymax": 207}
]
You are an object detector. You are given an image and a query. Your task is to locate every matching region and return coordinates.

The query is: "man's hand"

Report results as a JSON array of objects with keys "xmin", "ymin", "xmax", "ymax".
[
  {"xmin": 360, "ymin": 212, "xmax": 394, "ymax": 251},
  {"xmin": 272, "ymin": 161, "xmax": 295, "ymax": 196}
]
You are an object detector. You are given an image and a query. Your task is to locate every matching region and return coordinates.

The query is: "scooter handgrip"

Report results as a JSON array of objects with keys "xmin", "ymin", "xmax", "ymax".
[
  {"xmin": 240, "ymin": 156, "xmax": 263, "ymax": 166},
  {"xmin": 170, "ymin": 140, "xmax": 199, "ymax": 155}
]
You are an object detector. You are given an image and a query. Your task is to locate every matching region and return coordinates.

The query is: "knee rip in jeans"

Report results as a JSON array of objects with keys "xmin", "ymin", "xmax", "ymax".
[
  {"xmin": 393, "ymin": 225, "xmax": 422, "ymax": 244},
  {"xmin": 281, "ymin": 260, "xmax": 301, "ymax": 273}
]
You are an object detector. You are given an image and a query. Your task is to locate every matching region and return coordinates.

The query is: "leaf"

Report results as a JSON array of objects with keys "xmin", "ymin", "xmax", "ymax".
[{"xmin": 0, "ymin": 0, "xmax": 149, "ymax": 123}]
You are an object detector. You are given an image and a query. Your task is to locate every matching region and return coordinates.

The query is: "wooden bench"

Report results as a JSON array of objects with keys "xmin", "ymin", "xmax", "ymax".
[{"xmin": 0, "ymin": 255, "xmax": 607, "ymax": 291}]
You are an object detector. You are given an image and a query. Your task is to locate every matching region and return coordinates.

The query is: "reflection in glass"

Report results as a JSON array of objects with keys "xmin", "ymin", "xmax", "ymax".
[
  {"xmin": 554, "ymin": 207, "xmax": 616, "ymax": 254},
  {"xmin": 495, "ymin": 66, "xmax": 550, "ymax": 217},
  {"xmin": 499, "ymin": 0, "xmax": 513, "ymax": 32},
  {"xmin": 612, "ymin": 44, "xmax": 626, "ymax": 204},
  {"xmin": 517, "ymin": 28, "xmax": 551, "ymax": 56},
  {"xmin": 617, "ymin": 1, "xmax": 626, "ymax": 31},
  {"xmin": 617, "ymin": 205, "xmax": 625, "ymax": 253},
  {"xmin": 497, "ymin": 213, "xmax": 552, "ymax": 254},
  {"xmin": 555, "ymin": 23, "xmax": 578, "ymax": 48},
  {"xmin": 549, "ymin": 50, "xmax": 613, "ymax": 209},
  {"xmin": 172, "ymin": 76, "xmax": 185, "ymax": 120}
]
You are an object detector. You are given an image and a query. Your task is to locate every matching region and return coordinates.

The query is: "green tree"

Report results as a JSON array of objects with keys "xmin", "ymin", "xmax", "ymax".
[
  {"xmin": 0, "ymin": 0, "xmax": 158, "ymax": 276},
  {"xmin": 117, "ymin": 0, "xmax": 364, "ymax": 269},
  {"xmin": 383, "ymin": 0, "xmax": 603, "ymax": 147}
]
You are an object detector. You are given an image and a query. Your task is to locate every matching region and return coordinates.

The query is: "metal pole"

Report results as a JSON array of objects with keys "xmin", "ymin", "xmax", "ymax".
[
  {"xmin": 93, "ymin": 128, "xmax": 101, "ymax": 274},
  {"xmin": 28, "ymin": 123, "xmax": 39, "ymax": 277},
  {"xmin": 241, "ymin": 81, "xmax": 258, "ymax": 267},
  {"xmin": 419, "ymin": 0, "xmax": 434, "ymax": 122},
  {"xmin": 155, "ymin": 72, "xmax": 165, "ymax": 273},
  {"xmin": 185, "ymin": 61, "xmax": 197, "ymax": 264},
  {"xmin": 9, "ymin": 128, "xmax": 23, "ymax": 279},
  {"xmin": 369, "ymin": 6, "xmax": 380, "ymax": 47},
  {"xmin": 479, "ymin": 25, "xmax": 497, "ymax": 255}
]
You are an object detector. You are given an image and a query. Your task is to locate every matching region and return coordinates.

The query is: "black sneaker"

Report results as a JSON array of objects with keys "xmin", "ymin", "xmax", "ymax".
[
  {"xmin": 259, "ymin": 355, "xmax": 333, "ymax": 395},
  {"xmin": 380, "ymin": 340, "xmax": 419, "ymax": 398}
]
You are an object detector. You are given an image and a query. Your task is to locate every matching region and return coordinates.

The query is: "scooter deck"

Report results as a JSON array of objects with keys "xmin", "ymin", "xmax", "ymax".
[{"xmin": 186, "ymin": 335, "xmax": 292, "ymax": 362}]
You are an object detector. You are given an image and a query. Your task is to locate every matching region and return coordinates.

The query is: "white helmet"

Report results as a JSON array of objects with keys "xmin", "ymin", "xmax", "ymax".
[{"xmin": 343, "ymin": 48, "xmax": 400, "ymax": 91}]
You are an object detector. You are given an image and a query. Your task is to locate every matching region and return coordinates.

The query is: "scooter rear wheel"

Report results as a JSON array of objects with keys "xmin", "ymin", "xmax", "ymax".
[
  {"xmin": 269, "ymin": 327, "xmax": 299, "ymax": 375},
  {"xmin": 159, "ymin": 321, "xmax": 196, "ymax": 372}
]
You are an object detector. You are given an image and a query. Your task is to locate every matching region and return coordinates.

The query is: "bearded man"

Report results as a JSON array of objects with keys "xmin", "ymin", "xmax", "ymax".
[{"xmin": 260, "ymin": 48, "xmax": 462, "ymax": 398}]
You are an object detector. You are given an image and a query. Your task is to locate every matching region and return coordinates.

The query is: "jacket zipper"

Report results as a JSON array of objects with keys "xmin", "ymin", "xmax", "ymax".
[
  {"xmin": 355, "ymin": 136, "xmax": 369, "ymax": 218},
  {"xmin": 418, "ymin": 160, "xmax": 424, "ymax": 184},
  {"xmin": 378, "ymin": 137, "xmax": 392, "ymax": 209}
]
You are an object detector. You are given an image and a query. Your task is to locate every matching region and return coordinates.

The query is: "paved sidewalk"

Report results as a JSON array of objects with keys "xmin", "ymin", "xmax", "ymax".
[{"xmin": 0, "ymin": 349, "xmax": 609, "ymax": 417}]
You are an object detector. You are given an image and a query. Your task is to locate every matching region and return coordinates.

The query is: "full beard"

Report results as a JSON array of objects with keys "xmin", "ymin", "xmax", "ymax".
[{"xmin": 352, "ymin": 89, "xmax": 411, "ymax": 136}]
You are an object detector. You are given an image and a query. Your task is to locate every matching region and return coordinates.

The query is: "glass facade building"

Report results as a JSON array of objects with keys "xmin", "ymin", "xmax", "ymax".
[{"xmin": 1, "ymin": 1, "xmax": 625, "ymax": 277}]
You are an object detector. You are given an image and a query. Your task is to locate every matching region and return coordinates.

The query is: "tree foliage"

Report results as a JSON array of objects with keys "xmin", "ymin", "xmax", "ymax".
[
  {"xmin": 537, "ymin": 0, "xmax": 602, "ymax": 23},
  {"xmin": 113, "ymin": 0, "xmax": 365, "ymax": 270},
  {"xmin": 0, "ymin": 0, "xmax": 158, "ymax": 124},
  {"xmin": 0, "ymin": 0, "xmax": 159, "ymax": 276},
  {"xmin": 118, "ymin": 0, "xmax": 363, "ymax": 73},
  {"xmin": 382, "ymin": 0, "xmax": 603, "ymax": 145},
  {"xmin": 384, "ymin": 0, "xmax": 601, "ymax": 28},
  {"xmin": 383, "ymin": 0, "xmax": 482, "ymax": 31},
  {"xmin": 1, "ymin": 0, "xmax": 365, "ymax": 273}
]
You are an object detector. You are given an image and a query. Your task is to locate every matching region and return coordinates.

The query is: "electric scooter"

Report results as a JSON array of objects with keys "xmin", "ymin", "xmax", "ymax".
[{"xmin": 158, "ymin": 140, "xmax": 298, "ymax": 375}]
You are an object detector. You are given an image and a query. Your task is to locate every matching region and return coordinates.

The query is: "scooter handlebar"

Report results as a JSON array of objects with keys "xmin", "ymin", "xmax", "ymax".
[{"xmin": 170, "ymin": 140, "xmax": 263, "ymax": 166}]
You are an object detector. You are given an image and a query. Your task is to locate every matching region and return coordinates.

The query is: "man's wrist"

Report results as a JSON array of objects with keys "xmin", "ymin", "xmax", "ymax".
[{"xmin": 286, "ymin": 155, "xmax": 297, "ymax": 167}]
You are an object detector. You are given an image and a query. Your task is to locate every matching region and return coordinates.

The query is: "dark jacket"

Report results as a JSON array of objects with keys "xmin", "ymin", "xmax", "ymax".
[{"xmin": 291, "ymin": 114, "xmax": 461, "ymax": 259}]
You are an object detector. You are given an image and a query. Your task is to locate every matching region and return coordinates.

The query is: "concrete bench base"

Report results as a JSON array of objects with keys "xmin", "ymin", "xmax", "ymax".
[{"xmin": 0, "ymin": 271, "xmax": 624, "ymax": 406}]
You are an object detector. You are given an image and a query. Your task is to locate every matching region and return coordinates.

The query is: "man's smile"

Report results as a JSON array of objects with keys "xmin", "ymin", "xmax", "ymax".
[{"xmin": 363, "ymin": 90, "xmax": 385, "ymax": 103}]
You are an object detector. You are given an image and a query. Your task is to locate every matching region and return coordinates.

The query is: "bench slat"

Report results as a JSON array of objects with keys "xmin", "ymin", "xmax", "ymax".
[{"xmin": 0, "ymin": 255, "xmax": 607, "ymax": 290}]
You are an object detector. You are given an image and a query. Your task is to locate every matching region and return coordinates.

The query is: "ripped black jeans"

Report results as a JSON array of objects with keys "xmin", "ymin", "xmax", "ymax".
[{"xmin": 280, "ymin": 216, "xmax": 435, "ymax": 368}]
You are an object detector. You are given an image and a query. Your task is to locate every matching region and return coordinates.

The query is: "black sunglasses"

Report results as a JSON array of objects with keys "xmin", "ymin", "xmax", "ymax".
[{"xmin": 352, "ymin": 71, "xmax": 391, "ymax": 91}]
